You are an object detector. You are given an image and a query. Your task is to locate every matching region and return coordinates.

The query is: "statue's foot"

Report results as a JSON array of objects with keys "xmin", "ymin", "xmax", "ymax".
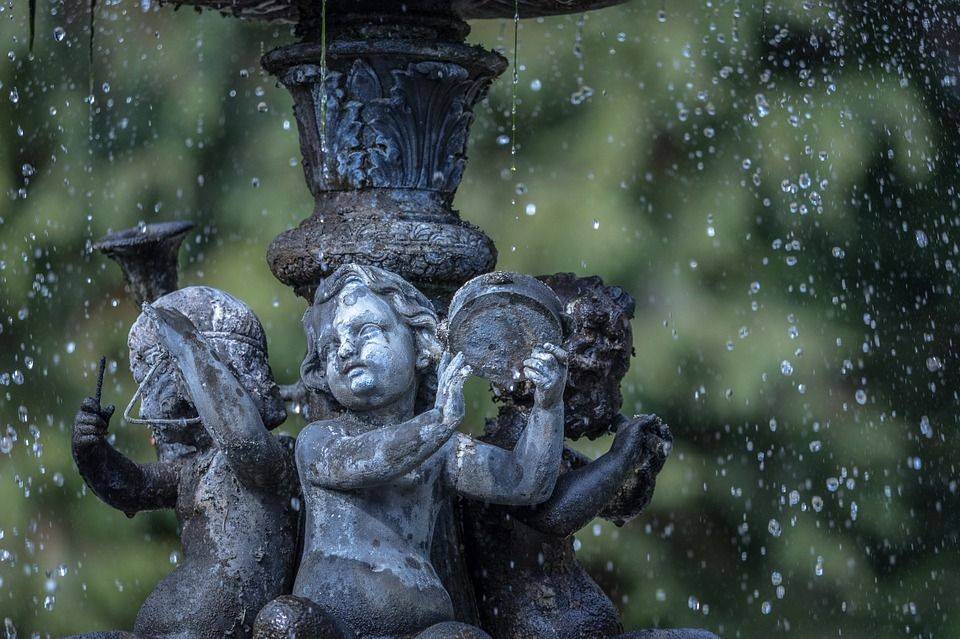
[
  {"xmin": 620, "ymin": 631, "xmax": 720, "ymax": 639},
  {"xmin": 415, "ymin": 621, "xmax": 493, "ymax": 639},
  {"xmin": 253, "ymin": 595, "xmax": 353, "ymax": 639}
]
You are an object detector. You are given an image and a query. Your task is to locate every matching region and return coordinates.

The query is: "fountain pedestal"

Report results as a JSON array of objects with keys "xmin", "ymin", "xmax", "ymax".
[{"xmin": 261, "ymin": 17, "xmax": 505, "ymax": 302}]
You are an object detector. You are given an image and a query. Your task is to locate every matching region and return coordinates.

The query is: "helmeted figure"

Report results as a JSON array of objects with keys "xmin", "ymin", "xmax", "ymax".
[{"xmin": 69, "ymin": 286, "xmax": 299, "ymax": 639}]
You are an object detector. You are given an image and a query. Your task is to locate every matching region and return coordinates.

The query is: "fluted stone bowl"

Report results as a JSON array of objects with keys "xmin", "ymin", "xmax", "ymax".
[{"xmin": 158, "ymin": 0, "xmax": 628, "ymax": 23}]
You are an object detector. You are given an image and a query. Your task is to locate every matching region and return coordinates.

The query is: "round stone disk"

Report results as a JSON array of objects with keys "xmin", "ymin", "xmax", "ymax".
[{"xmin": 447, "ymin": 271, "xmax": 563, "ymax": 388}]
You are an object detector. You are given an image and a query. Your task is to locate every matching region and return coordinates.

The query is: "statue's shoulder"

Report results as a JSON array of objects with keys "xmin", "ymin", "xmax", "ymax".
[{"xmin": 295, "ymin": 418, "xmax": 351, "ymax": 452}]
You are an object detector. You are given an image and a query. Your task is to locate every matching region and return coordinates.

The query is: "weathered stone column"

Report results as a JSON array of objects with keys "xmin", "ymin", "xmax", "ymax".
[{"xmin": 262, "ymin": 10, "xmax": 505, "ymax": 303}]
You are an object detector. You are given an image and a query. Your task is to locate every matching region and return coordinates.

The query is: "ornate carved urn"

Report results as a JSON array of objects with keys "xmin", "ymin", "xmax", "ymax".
[{"xmin": 165, "ymin": 0, "xmax": 627, "ymax": 302}]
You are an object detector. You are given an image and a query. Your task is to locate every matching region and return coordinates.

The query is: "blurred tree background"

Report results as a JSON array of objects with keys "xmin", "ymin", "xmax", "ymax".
[{"xmin": 1, "ymin": 0, "xmax": 959, "ymax": 637}]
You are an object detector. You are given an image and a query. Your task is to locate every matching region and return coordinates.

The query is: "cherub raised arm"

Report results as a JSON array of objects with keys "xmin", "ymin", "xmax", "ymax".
[
  {"xmin": 69, "ymin": 286, "xmax": 299, "ymax": 639},
  {"xmin": 460, "ymin": 273, "xmax": 679, "ymax": 639},
  {"xmin": 255, "ymin": 264, "xmax": 566, "ymax": 639}
]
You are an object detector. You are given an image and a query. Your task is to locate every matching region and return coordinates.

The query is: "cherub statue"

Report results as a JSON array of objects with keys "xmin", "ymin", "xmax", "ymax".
[
  {"xmin": 69, "ymin": 286, "xmax": 299, "ymax": 639},
  {"xmin": 460, "ymin": 273, "xmax": 680, "ymax": 639},
  {"xmin": 254, "ymin": 264, "xmax": 567, "ymax": 639}
]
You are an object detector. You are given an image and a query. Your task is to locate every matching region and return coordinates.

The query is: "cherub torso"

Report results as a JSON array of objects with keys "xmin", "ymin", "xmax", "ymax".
[
  {"xmin": 134, "ymin": 445, "xmax": 299, "ymax": 639},
  {"xmin": 295, "ymin": 420, "xmax": 456, "ymax": 639}
]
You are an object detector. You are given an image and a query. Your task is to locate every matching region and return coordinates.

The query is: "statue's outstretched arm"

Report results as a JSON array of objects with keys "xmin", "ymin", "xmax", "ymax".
[
  {"xmin": 146, "ymin": 305, "xmax": 290, "ymax": 490},
  {"xmin": 297, "ymin": 409, "xmax": 455, "ymax": 489},
  {"xmin": 598, "ymin": 415, "xmax": 672, "ymax": 526},
  {"xmin": 73, "ymin": 397, "xmax": 179, "ymax": 517},
  {"xmin": 297, "ymin": 352, "xmax": 474, "ymax": 490},
  {"xmin": 520, "ymin": 414, "xmax": 671, "ymax": 538},
  {"xmin": 447, "ymin": 345, "xmax": 567, "ymax": 506}
]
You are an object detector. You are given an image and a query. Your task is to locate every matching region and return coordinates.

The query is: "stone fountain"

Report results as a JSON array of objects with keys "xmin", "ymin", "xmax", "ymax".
[
  {"xmin": 66, "ymin": 1, "xmax": 720, "ymax": 638},
  {"xmin": 172, "ymin": 0, "xmax": 628, "ymax": 302}
]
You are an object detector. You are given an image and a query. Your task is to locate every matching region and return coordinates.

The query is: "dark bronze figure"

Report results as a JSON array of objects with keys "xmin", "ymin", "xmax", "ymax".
[
  {"xmin": 461, "ymin": 274, "xmax": 713, "ymax": 639},
  {"xmin": 69, "ymin": 287, "xmax": 299, "ymax": 638}
]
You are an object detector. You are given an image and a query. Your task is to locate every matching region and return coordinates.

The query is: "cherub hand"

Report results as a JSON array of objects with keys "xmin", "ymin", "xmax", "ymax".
[
  {"xmin": 72, "ymin": 361, "xmax": 114, "ymax": 451},
  {"xmin": 523, "ymin": 343, "xmax": 568, "ymax": 408},
  {"xmin": 434, "ymin": 351, "xmax": 472, "ymax": 429},
  {"xmin": 611, "ymin": 414, "xmax": 672, "ymax": 468}
]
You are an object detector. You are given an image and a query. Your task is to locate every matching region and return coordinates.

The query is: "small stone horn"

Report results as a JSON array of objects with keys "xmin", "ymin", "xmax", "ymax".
[{"xmin": 93, "ymin": 221, "xmax": 193, "ymax": 307}]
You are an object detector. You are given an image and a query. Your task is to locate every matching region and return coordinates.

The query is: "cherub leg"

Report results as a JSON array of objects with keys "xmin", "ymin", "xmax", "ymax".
[
  {"xmin": 415, "ymin": 621, "xmax": 492, "ymax": 639},
  {"xmin": 253, "ymin": 595, "xmax": 353, "ymax": 639}
]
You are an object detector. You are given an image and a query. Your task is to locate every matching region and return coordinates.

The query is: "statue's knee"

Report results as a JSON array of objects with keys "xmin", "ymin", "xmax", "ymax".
[
  {"xmin": 253, "ymin": 595, "xmax": 349, "ymax": 639},
  {"xmin": 416, "ymin": 621, "xmax": 492, "ymax": 639}
]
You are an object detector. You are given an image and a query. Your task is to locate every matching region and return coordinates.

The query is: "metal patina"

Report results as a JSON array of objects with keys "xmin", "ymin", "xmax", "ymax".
[{"xmin": 66, "ymin": 0, "xmax": 719, "ymax": 637}]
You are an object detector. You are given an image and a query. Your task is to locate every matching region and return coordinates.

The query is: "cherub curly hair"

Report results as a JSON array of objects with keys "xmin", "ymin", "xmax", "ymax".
[{"xmin": 300, "ymin": 264, "xmax": 442, "ymax": 409}]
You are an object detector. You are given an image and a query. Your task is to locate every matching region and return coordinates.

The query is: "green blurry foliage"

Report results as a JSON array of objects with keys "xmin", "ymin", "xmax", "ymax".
[{"xmin": 1, "ymin": 1, "xmax": 958, "ymax": 637}]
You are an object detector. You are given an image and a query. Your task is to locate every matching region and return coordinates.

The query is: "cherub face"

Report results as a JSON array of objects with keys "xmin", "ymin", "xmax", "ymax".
[{"xmin": 321, "ymin": 283, "xmax": 418, "ymax": 412}]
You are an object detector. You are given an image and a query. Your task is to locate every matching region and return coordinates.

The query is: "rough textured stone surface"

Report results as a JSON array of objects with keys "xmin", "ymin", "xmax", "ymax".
[
  {"xmin": 93, "ymin": 220, "xmax": 192, "ymax": 308},
  {"xmin": 71, "ymin": 287, "xmax": 299, "ymax": 639},
  {"xmin": 161, "ymin": 0, "xmax": 629, "ymax": 24},
  {"xmin": 255, "ymin": 264, "xmax": 566, "ymax": 638},
  {"xmin": 447, "ymin": 271, "xmax": 564, "ymax": 387},
  {"xmin": 461, "ymin": 273, "xmax": 673, "ymax": 639},
  {"xmin": 262, "ymin": 37, "xmax": 503, "ymax": 302}
]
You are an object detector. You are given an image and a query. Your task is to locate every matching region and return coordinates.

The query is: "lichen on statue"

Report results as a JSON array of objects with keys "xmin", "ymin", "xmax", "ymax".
[
  {"xmin": 461, "ymin": 273, "xmax": 675, "ymax": 639},
  {"xmin": 68, "ymin": 286, "xmax": 299, "ymax": 639},
  {"xmin": 254, "ymin": 264, "xmax": 568, "ymax": 639}
]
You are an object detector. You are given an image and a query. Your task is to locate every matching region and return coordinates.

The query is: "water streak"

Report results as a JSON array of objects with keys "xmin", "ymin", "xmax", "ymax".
[{"xmin": 510, "ymin": 0, "xmax": 519, "ymax": 175}]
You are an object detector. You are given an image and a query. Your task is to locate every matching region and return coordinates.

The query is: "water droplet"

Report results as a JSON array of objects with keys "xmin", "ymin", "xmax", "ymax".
[
  {"xmin": 529, "ymin": 79, "xmax": 542, "ymax": 92},
  {"xmin": 925, "ymin": 356, "xmax": 941, "ymax": 372},
  {"xmin": 780, "ymin": 360, "xmax": 794, "ymax": 376},
  {"xmin": 811, "ymin": 496, "xmax": 824, "ymax": 512},
  {"xmin": 826, "ymin": 477, "xmax": 840, "ymax": 492},
  {"xmin": 169, "ymin": 551, "xmax": 179, "ymax": 565},
  {"xmin": 809, "ymin": 440, "xmax": 822, "ymax": 452},
  {"xmin": 914, "ymin": 229, "xmax": 928, "ymax": 248},
  {"xmin": 570, "ymin": 85, "xmax": 593, "ymax": 105},
  {"xmin": 257, "ymin": 102, "xmax": 268, "ymax": 113},
  {"xmin": 592, "ymin": 219, "xmax": 600, "ymax": 230},
  {"xmin": 919, "ymin": 415, "xmax": 933, "ymax": 438},
  {"xmin": 767, "ymin": 518, "xmax": 782, "ymax": 537},
  {"xmin": 832, "ymin": 246, "xmax": 845, "ymax": 258},
  {"xmin": 854, "ymin": 389, "xmax": 867, "ymax": 405},
  {"xmin": 53, "ymin": 27, "xmax": 66, "ymax": 43},
  {"xmin": 496, "ymin": 134, "xmax": 510, "ymax": 146},
  {"xmin": 524, "ymin": 203, "xmax": 536, "ymax": 216},
  {"xmin": 761, "ymin": 601, "xmax": 772, "ymax": 614},
  {"xmin": 755, "ymin": 93, "xmax": 770, "ymax": 117}
]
